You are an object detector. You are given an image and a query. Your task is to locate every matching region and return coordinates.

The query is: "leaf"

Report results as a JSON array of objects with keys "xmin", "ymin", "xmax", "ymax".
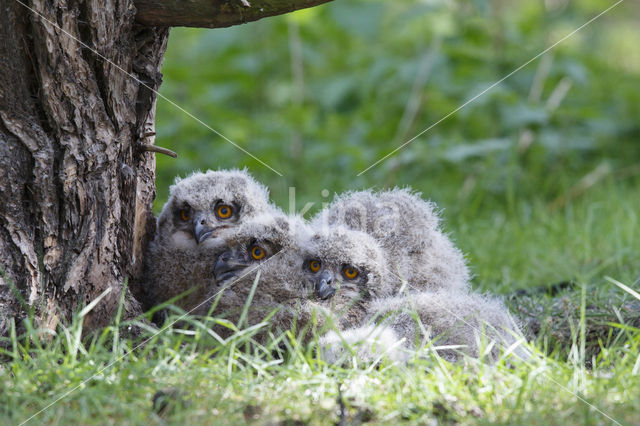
[{"xmin": 442, "ymin": 138, "xmax": 512, "ymax": 163}]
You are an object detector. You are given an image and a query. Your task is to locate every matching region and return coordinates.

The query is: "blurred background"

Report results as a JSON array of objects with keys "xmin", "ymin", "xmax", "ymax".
[{"xmin": 155, "ymin": 0, "xmax": 640, "ymax": 292}]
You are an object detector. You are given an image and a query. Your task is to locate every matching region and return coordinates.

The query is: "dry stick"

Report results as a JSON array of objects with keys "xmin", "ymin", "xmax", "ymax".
[
  {"xmin": 519, "ymin": 59, "xmax": 573, "ymax": 154},
  {"xmin": 138, "ymin": 131, "xmax": 178, "ymax": 157},
  {"xmin": 392, "ymin": 36, "xmax": 441, "ymax": 145},
  {"xmin": 139, "ymin": 144, "xmax": 178, "ymax": 158},
  {"xmin": 548, "ymin": 161, "xmax": 639, "ymax": 211},
  {"xmin": 545, "ymin": 77, "xmax": 573, "ymax": 112}
]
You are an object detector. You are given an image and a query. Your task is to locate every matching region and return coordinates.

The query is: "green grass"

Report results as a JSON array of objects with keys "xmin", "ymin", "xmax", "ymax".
[
  {"xmin": 4, "ymin": 0, "xmax": 640, "ymax": 423},
  {"xmin": 456, "ymin": 178, "xmax": 640, "ymax": 293},
  {"xmin": 2, "ymin": 179, "xmax": 639, "ymax": 425}
]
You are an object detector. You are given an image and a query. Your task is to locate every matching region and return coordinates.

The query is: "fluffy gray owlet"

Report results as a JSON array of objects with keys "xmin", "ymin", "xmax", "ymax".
[
  {"xmin": 204, "ymin": 212, "xmax": 312, "ymax": 342},
  {"xmin": 312, "ymin": 188, "xmax": 470, "ymax": 293},
  {"xmin": 141, "ymin": 168, "xmax": 275, "ymax": 321},
  {"xmin": 300, "ymin": 223, "xmax": 525, "ymax": 364},
  {"xmin": 296, "ymin": 226, "xmax": 393, "ymax": 331},
  {"xmin": 209, "ymin": 218, "xmax": 392, "ymax": 345},
  {"xmin": 321, "ymin": 288, "xmax": 528, "ymax": 364}
]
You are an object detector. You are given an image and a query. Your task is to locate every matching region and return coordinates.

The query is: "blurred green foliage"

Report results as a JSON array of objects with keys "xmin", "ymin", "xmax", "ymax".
[{"xmin": 155, "ymin": 0, "xmax": 640, "ymax": 289}]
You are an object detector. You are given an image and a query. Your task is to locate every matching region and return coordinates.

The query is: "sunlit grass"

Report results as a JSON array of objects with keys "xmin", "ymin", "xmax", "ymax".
[
  {"xmin": 2, "ymin": 233, "xmax": 639, "ymax": 425},
  {"xmin": 3, "ymin": 171, "xmax": 640, "ymax": 425},
  {"xmin": 1, "ymin": 305, "xmax": 639, "ymax": 424},
  {"xmin": 456, "ymin": 178, "xmax": 640, "ymax": 293},
  {"xmin": 4, "ymin": 0, "xmax": 640, "ymax": 423}
]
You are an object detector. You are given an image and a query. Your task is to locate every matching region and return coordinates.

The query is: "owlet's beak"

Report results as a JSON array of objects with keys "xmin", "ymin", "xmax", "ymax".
[
  {"xmin": 193, "ymin": 212, "xmax": 214, "ymax": 244},
  {"xmin": 214, "ymin": 249, "xmax": 249, "ymax": 284},
  {"xmin": 315, "ymin": 270, "xmax": 335, "ymax": 300}
]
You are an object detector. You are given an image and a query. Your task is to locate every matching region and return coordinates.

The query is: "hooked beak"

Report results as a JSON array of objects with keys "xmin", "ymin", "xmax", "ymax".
[
  {"xmin": 315, "ymin": 270, "xmax": 335, "ymax": 300},
  {"xmin": 193, "ymin": 213, "xmax": 214, "ymax": 244},
  {"xmin": 214, "ymin": 250, "xmax": 247, "ymax": 284}
]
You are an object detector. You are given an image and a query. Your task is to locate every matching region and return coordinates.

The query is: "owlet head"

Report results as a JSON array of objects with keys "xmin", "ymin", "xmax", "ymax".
[
  {"xmin": 213, "ymin": 213, "xmax": 309, "ymax": 286},
  {"xmin": 156, "ymin": 168, "xmax": 273, "ymax": 250},
  {"xmin": 300, "ymin": 226, "xmax": 389, "ymax": 315}
]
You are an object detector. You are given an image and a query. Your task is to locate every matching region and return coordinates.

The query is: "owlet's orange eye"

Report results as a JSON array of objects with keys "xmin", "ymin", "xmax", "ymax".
[
  {"xmin": 216, "ymin": 204, "xmax": 233, "ymax": 219},
  {"xmin": 179, "ymin": 209, "xmax": 190, "ymax": 221},
  {"xmin": 343, "ymin": 266, "xmax": 359, "ymax": 280},
  {"xmin": 250, "ymin": 245, "xmax": 266, "ymax": 260},
  {"xmin": 309, "ymin": 260, "xmax": 321, "ymax": 273}
]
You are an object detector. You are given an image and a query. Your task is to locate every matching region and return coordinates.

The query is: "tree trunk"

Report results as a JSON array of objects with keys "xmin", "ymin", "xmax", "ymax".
[
  {"xmin": 0, "ymin": 0, "xmax": 169, "ymax": 336},
  {"xmin": 0, "ymin": 0, "xmax": 334, "ymax": 340}
]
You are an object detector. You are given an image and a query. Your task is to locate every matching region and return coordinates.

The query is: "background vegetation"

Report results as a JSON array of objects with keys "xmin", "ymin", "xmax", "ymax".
[
  {"xmin": 155, "ymin": 0, "xmax": 640, "ymax": 293},
  {"xmin": 2, "ymin": 0, "xmax": 639, "ymax": 424}
]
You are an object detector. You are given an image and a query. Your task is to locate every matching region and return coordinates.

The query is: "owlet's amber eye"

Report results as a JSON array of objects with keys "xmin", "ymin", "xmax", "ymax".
[
  {"xmin": 250, "ymin": 245, "xmax": 266, "ymax": 260},
  {"xmin": 216, "ymin": 204, "xmax": 233, "ymax": 219},
  {"xmin": 309, "ymin": 260, "xmax": 321, "ymax": 273},
  {"xmin": 343, "ymin": 266, "xmax": 358, "ymax": 280},
  {"xmin": 179, "ymin": 209, "xmax": 190, "ymax": 221}
]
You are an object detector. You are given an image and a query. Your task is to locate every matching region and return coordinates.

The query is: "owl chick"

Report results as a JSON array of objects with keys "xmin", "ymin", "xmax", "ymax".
[
  {"xmin": 204, "ymin": 221, "xmax": 392, "ymax": 343},
  {"xmin": 312, "ymin": 188, "xmax": 470, "ymax": 292},
  {"xmin": 298, "ymin": 226, "xmax": 393, "ymax": 330},
  {"xmin": 201, "ymin": 212, "xmax": 312, "ymax": 340},
  {"xmin": 371, "ymin": 289, "xmax": 527, "ymax": 362},
  {"xmin": 300, "ymin": 220, "xmax": 524, "ymax": 363},
  {"xmin": 141, "ymin": 168, "xmax": 275, "ymax": 319},
  {"xmin": 321, "ymin": 289, "xmax": 527, "ymax": 364}
]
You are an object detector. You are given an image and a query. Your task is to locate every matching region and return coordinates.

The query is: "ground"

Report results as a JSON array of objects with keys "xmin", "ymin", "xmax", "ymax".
[
  {"xmin": 2, "ymin": 179, "xmax": 639, "ymax": 425},
  {"xmin": 2, "ymin": 1, "xmax": 640, "ymax": 424}
]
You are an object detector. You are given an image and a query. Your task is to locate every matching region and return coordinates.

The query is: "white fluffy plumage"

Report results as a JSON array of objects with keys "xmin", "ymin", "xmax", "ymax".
[
  {"xmin": 199, "ymin": 212, "xmax": 312, "ymax": 340},
  {"xmin": 312, "ymin": 188, "xmax": 470, "ymax": 292},
  {"xmin": 141, "ymin": 168, "xmax": 276, "ymax": 319},
  {"xmin": 295, "ymin": 226, "xmax": 395, "ymax": 330},
  {"xmin": 320, "ymin": 289, "xmax": 528, "ymax": 364},
  {"xmin": 368, "ymin": 289, "xmax": 528, "ymax": 362},
  {"xmin": 141, "ymin": 172, "xmax": 526, "ymax": 364}
]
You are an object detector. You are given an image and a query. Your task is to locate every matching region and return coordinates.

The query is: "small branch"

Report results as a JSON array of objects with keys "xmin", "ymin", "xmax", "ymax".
[
  {"xmin": 134, "ymin": 0, "xmax": 334, "ymax": 28},
  {"xmin": 139, "ymin": 143, "xmax": 178, "ymax": 158}
]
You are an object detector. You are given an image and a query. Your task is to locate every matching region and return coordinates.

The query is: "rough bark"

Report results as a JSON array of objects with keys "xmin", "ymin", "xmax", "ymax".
[
  {"xmin": 134, "ymin": 0, "xmax": 334, "ymax": 28},
  {"xmin": 0, "ymin": 0, "xmax": 169, "ymax": 337},
  {"xmin": 0, "ymin": 0, "xmax": 333, "ymax": 339}
]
